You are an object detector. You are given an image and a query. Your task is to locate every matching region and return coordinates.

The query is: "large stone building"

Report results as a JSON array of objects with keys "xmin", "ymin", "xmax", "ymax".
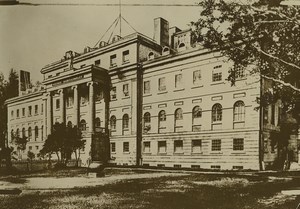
[{"xmin": 6, "ymin": 17, "xmax": 285, "ymax": 170}]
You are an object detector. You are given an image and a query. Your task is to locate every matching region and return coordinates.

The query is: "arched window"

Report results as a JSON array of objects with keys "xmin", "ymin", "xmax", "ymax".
[
  {"xmin": 28, "ymin": 127, "xmax": 32, "ymax": 140},
  {"xmin": 174, "ymin": 108, "xmax": 183, "ymax": 132},
  {"xmin": 22, "ymin": 128, "xmax": 26, "ymax": 138},
  {"xmin": 192, "ymin": 106, "xmax": 202, "ymax": 132},
  {"xmin": 11, "ymin": 129, "xmax": 14, "ymax": 139},
  {"xmin": 175, "ymin": 108, "xmax": 183, "ymax": 120},
  {"xmin": 80, "ymin": 119, "xmax": 86, "ymax": 131},
  {"xmin": 143, "ymin": 112, "xmax": 151, "ymax": 132},
  {"xmin": 158, "ymin": 110, "xmax": 166, "ymax": 133},
  {"xmin": 212, "ymin": 104, "xmax": 222, "ymax": 122},
  {"xmin": 122, "ymin": 114, "xmax": 129, "ymax": 134},
  {"xmin": 212, "ymin": 104, "xmax": 222, "ymax": 130},
  {"xmin": 67, "ymin": 121, "xmax": 72, "ymax": 128},
  {"xmin": 35, "ymin": 126, "xmax": 38, "ymax": 140},
  {"xmin": 95, "ymin": 117, "xmax": 101, "ymax": 128},
  {"xmin": 233, "ymin": 101, "xmax": 245, "ymax": 122},
  {"xmin": 110, "ymin": 116, "xmax": 116, "ymax": 131},
  {"xmin": 233, "ymin": 101, "xmax": 245, "ymax": 129}
]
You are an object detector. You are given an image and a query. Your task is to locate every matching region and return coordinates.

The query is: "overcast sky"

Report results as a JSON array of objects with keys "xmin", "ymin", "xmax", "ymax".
[{"xmin": 0, "ymin": 0, "xmax": 202, "ymax": 82}]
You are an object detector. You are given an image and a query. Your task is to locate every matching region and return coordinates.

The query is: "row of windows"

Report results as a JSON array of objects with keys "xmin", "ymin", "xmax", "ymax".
[
  {"xmin": 11, "ymin": 104, "xmax": 43, "ymax": 119},
  {"xmin": 109, "ymin": 101, "xmax": 245, "ymax": 134},
  {"xmin": 109, "ymin": 50, "xmax": 130, "ymax": 67},
  {"xmin": 110, "ymin": 68, "xmax": 245, "ymax": 100},
  {"xmin": 12, "ymin": 126, "xmax": 44, "ymax": 141},
  {"xmin": 110, "ymin": 138, "xmax": 244, "ymax": 154}
]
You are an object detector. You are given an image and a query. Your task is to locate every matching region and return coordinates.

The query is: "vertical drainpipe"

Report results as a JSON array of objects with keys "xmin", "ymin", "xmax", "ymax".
[
  {"xmin": 259, "ymin": 75, "xmax": 264, "ymax": 170},
  {"xmin": 136, "ymin": 42, "xmax": 143, "ymax": 166}
]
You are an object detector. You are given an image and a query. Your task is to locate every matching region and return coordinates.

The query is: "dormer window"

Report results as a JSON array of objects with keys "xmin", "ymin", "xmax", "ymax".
[
  {"xmin": 178, "ymin": 42, "xmax": 186, "ymax": 52},
  {"xmin": 148, "ymin": 52, "xmax": 154, "ymax": 60},
  {"xmin": 162, "ymin": 47, "xmax": 170, "ymax": 56}
]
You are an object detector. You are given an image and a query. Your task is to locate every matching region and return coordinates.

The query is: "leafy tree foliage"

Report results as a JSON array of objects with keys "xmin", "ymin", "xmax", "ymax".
[
  {"xmin": 192, "ymin": 0, "xmax": 300, "ymax": 168},
  {"xmin": 40, "ymin": 123, "xmax": 84, "ymax": 166},
  {"xmin": 192, "ymin": 0, "xmax": 300, "ymax": 112}
]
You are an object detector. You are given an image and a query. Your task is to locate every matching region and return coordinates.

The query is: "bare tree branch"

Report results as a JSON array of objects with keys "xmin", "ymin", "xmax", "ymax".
[{"xmin": 262, "ymin": 75, "xmax": 300, "ymax": 93}]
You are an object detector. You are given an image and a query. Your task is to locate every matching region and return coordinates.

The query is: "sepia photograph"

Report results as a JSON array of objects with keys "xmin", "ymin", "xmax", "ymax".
[{"xmin": 0, "ymin": 0, "xmax": 300, "ymax": 208}]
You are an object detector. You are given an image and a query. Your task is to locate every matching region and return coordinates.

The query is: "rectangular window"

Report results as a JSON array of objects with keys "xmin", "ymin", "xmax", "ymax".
[
  {"xmin": 271, "ymin": 104, "xmax": 275, "ymax": 125},
  {"xmin": 35, "ymin": 105, "xmax": 38, "ymax": 115},
  {"xmin": 233, "ymin": 138, "xmax": 244, "ymax": 151},
  {"xmin": 212, "ymin": 139, "xmax": 221, "ymax": 151},
  {"xmin": 123, "ymin": 84, "xmax": 129, "ymax": 97},
  {"xmin": 123, "ymin": 142, "xmax": 129, "ymax": 152},
  {"xmin": 111, "ymin": 142, "xmax": 116, "ymax": 153},
  {"xmin": 174, "ymin": 140, "xmax": 183, "ymax": 153},
  {"xmin": 175, "ymin": 74, "xmax": 183, "ymax": 89},
  {"xmin": 143, "ymin": 141, "xmax": 151, "ymax": 153},
  {"xmin": 22, "ymin": 108, "xmax": 25, "ymax": 117},
  {"xmin": 28, "ymin": 106, "xmax": 32, "ymax": 116},
  {"xmin": 236, "ymin": 68, "xmax": 245, "ymax": 79},
  {"xmin": 122, "ymin": 50, "xmax": 129, "ymax": 63},
  {"xmin": 17, "ymin": 109, "xmax": 19, "ymax": 118},
  {"xmin": 41, "ymin": 104, "xmax": 43, "ymax": 114},
  {"xmin": 110, "ymin": 54, "xmax": 117, "ymax": 67},
  {"xmin": 36, "ymin": 146, "xmax": 39, "ymax": 150},
  {"xmin": 192, "ymin": 140, "xmax": 202, "ymax": 153},
  {"xmin": 144, "ymin": 81, "xmax": 150, "ymax": 94},
  {"xmin": 95, "ymin": 59, "xmax": 101, "ymax": 66},
  {"xmin": 158, "ymin": 77, "xmax": 166, "ymax": 91},
  {"xmin": 29, "ymin": 146, "xmax": 32, "ymax": 151},
  {"xmin": 111, "ymin": 87, "xmax": 116, "ymax": 100},
  {"xmin": 56, "ymin": 99, "xmax": 60, "ymax": 109},
  {"xmin": 11, "ymin": 110, "xmax": 14, "ymax": 119},
  {"xmin": 193, "ymin": 70, "xmax": 201, "ymax": 85},
  {"xmin": 158, "ymin": 141, "xmax": 167, "ymax": 153},
  {"xmin": 212, "ymin": 65, "xmax": 222, "ymax": 82}
]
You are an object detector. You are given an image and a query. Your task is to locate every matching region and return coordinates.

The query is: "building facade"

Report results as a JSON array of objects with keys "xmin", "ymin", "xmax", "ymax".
[{"xmin": 6, "ymin": 17, "xmax": 285, "ymax": 170}]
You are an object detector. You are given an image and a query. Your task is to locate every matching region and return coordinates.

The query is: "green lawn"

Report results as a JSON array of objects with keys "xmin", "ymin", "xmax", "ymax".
[{"xmin": 0, "ymin": 168, "xmax": 300, "ymax": 209}]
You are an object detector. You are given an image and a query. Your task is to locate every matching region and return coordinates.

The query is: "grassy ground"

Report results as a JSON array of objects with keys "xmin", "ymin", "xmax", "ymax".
[{"xmin": 0, "ymin": 168, "xmax": 300, "ymax": 209}]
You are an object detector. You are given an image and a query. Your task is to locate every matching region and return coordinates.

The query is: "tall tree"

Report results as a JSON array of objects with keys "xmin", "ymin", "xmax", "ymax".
[{"xmin": 192, "ymin": 0, "xmax": 300, "ymax": 167}]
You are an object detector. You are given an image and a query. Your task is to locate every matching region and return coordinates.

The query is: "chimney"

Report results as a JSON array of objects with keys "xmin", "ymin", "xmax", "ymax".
[{"xmin": 153, "ymin": 17, "xmax": 169, "ymax": 47}]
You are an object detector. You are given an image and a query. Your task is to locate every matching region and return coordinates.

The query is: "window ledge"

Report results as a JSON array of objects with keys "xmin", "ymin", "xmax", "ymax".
[
  {"xmin": 143, "ymin": 93, "xmax": 152, "ymax": 97},
  {"xmin": 211, "ymin": 81, "xmax": 224, "ymax": 86},
  {"xmin": 123, "ymin": 152, "xmax": 130, "ymax": 154},
  {"xmin": 191, "ymin": 152, "xmax": 203, "ymax": 155},
  {"xmin": 191, "ymin": 85, "xmax": 204, "ymax": 89},
  {"xmin": 157, "ymin": 91, "xmax": 168, "ymax": 95},
  {"xmin": 122, "ymin": 60, "xmax": 130, "ymax": 64},
  {"xmin": 210, "ymin": 151, "xmax": 223, "ymax": 154},
  {"xmin": 174, "ymin": 88, "xmax": 185, "ymax": 92},
  {"xmin": 110, "ymin": 64, "xmax": 117, "ymax": 69},
  {"xmin": 110, "ymin": 98, "xmax": 117, "ymax": 102},
  {"xmin": 111, "ymin": 152, "xmax": 116, "ymax": 154},
  {"xmin": 236, "ymin": 77, "xmax": 247, "ymax": 81},
  {"xmin": 122, "ymin": 96, "xmax": 130, "ymax": 100},
  {"xmin": 143, "ymin": 152, "xmax": 152, "ymax": 155},
  {"xmin": 174, "ymin": 152, "xmax": 184, "ymax": 155},
  {"xmin": 231, "ymin": 151, "xmax": 246, "ymax": 154},
  {"xmin": 158, "ymin": 152, "xmax": 167, "ymax": 155}
]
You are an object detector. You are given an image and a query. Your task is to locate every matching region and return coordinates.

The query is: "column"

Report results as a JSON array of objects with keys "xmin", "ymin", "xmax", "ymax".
[
  {"xmin": 88, "ymin": 82, "xmax": 95, "ymax": 133},
  {"xmin": 72, "ymin": 85, "xmax": 79, "ymax": 127},
  {"xmin": 58, "ymin": 89, "xmax": 65, "ymax": 124},
  {"xmin": 46, "ymin": 92, "xmax": 53, "ymax": 135},
  {"xmin": 43, "ymin": 98, "xmax": 47, "ymax": 139}
]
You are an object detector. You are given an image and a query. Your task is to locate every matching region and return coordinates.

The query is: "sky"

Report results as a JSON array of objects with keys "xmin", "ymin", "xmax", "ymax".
[{"xmin": 0, "ymin": 0, "xmax": 202, "ymax": 83}]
